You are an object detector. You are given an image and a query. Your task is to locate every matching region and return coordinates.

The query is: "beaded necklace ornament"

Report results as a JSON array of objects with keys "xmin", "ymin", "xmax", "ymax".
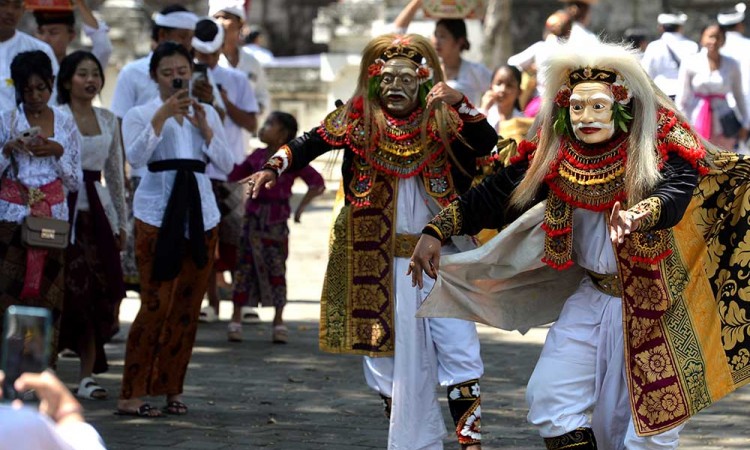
[
  {"xmin": 542, "ymin": 133, "xmax": 629, "ymax": 269},
  {"xmin": 317, "ymin": 98, "xmax": 461, "ymax": 207}
]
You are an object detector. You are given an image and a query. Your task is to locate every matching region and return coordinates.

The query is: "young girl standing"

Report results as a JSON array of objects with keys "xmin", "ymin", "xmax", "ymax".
[{"xmin": 227, "ymin": 112, "xmax": 325, "ymax": 343}]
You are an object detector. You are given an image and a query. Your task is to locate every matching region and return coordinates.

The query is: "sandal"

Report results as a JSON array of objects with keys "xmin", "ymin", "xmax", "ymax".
[
  {"xmin": 272, "ymin": 325, "xmax": 288, "ymax": 344},
  {"xmin": 76, "ymin": 377, "xmax": 108, "ymax": 400},
  {"xmin": 115, "ymin": 403, "xmax": 164, "ymax": 418},
  {"xmin": 227, "ymin": 321, "xmax": 242, "ymax": 342},
  {"xmin": 163, "ymin": 400, "xmax": 189, "ymax": 415},
  {"xmin": 199, "ymin": 306, "xmax": 218, "ymax": 323},
  {"xmin": 241, "ymin": 306, "xmax": 261, "ymax": 324}
]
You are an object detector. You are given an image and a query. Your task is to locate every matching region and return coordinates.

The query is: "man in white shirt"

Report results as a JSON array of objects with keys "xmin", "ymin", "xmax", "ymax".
[
  {"xmin": 641, "ymin": 13, "xmax": 698, "ymax": 99},
  {"xmin": 719, "ymin": 2, "xmax": 750, "ymax": 138},
  {"xmin": 33, "ymin": 0, "xmax": 113, "ymax": 68},
  {"xmin": 110, "ymin": 5, "xmax": 200, "ymax": 122},
  {"xmin": 0, "ymin": 0, "xmax": 58, "ymax": 112},
  {"xmin": 192, "ymin": 17, "xmax": 259, "ymax": 324},
  {"xmin": 210, "ymin": 0, "xmax": 271, "ymax": 113},
  {"xmin": 245, "ymin": 27, "xmax": 274, "ymax": 66},
  {"xmin": 560, "ymin": 0, "xmax": 599, "ymax": 44}
]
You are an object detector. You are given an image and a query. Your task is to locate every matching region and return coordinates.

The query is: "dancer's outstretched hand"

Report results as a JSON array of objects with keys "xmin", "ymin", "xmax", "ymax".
[
  {"xmin": 408, "ymin": 234, "xmax": 442, "ymax": 289},
  {"xmin": 609, "ymin": 201, "xmax": 649, "ymax": 245}
]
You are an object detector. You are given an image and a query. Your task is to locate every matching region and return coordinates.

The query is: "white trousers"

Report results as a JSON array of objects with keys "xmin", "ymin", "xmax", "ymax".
[
  {"xmin": 526, "ymin": 279, "xmax": 683, "ymax": 450},
  {"xmin": 363, "ymin": 258, "xmax": 483, "ymax": 450}
]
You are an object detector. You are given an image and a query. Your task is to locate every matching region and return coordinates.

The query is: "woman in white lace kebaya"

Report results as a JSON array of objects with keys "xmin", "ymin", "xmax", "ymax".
[
  {"xmin": 0, "ymin": 50, "xmax": 81, "ymax": 368},
  {"xmin": 56, "ymin": 50, "xmax": 126, "ymax": 401},
  {"xmin": 676, "ymin": 23, "xmax": 749, "ymax": 149}
]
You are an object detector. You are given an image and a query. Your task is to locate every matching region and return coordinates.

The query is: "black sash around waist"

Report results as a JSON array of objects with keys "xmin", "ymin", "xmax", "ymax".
[{"xmin": 148, "ymin": 159, "xmax": 208, "ymax": 281}]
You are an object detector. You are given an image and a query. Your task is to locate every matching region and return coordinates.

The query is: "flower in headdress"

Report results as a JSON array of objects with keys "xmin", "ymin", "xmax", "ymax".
[
  {"xmin": 417, "ymin": 65, "xmax": 434, "ymax": 84},
  {"xmin": 554, "ymin": 87, "xmax": 571, "ymax": 108},
  {"xmin": 368, "ymin": 58, "xmax": 385, "ymax": 78},
  {"xmin": 391, "ymin": 36, "xmax": 412, "ymax": 47},
  {"xmin": 611, "ymin": 78, "xmax": 632, "ymax": 105},
  {"xmin": 4, "ymin": 78, "xmax": 12, "ymax": 87}
]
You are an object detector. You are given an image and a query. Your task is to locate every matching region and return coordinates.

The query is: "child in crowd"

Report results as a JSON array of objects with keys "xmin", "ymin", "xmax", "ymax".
[{"xmin": 227, "ymin": 112, "xmax": 325, "ymax": 343}]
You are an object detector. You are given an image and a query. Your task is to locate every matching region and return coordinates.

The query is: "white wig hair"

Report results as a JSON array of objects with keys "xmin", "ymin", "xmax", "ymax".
[{"xmin": 511, "ymin": 40, "xmax": 689, "ymax": 209}]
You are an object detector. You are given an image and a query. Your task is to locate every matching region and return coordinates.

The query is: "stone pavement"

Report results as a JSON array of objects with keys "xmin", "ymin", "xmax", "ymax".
[{"xmin": 55, "ymin": 183, "xmax": 750, "ymax": 449}]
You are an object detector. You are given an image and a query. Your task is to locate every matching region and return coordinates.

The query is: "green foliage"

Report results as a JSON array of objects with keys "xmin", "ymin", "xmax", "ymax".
[
  {"xmin": 613, "ymin": 102, "xmax": 634, "ymax": 133},
  {"xmin": 368, "ymin": 76, "xmax": 381, "ymax": 101},
  {"xmin": 554, "ymin": 107, "xmax": 572, "ymax": 137}
]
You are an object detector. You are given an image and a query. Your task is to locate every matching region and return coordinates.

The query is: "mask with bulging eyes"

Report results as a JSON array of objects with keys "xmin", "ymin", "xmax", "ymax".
[
  {"xmin": 569, "ymin": 82, "xmax": 616, "ymax": 144},
  {"xmin": 379, "ymin": 58, "xmax": 420, "ymax": 117}
]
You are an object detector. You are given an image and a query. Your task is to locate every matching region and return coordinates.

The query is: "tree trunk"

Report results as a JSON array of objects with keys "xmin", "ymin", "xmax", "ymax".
[{"xmin": 481, "ymin": 0, "xmax": 512, "ymax": 70}]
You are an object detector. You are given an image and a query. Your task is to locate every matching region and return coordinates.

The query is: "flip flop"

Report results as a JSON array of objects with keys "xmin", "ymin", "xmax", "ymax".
[
  {"xmin": 75, "ymin": 377, "xmax": 108, "ymax": 400},
  {"xmin": 163, "ymin": 400, "xmax": 188, "ymax": 415},
  {"xmin": 115, "ymin": 403, "xmax": 164, "ymax": 418}
]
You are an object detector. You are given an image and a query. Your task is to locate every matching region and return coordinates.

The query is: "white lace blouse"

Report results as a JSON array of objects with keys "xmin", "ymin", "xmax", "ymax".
[
  {"xmin": 122, "ymin": 96, "xmax": 233, "ymax": 230},
  {"xmin": 63, "ymin": 105, "xmax": 126, "ymax": 232},
  {"xmin": 0, "ymin": 105, "xmax": 81, "ymax": 222}
]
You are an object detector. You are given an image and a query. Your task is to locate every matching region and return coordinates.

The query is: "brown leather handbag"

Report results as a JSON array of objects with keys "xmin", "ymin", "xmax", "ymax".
[{"xmin": 21, "ymin": 215, "xmax": 70, "ymax": 250}]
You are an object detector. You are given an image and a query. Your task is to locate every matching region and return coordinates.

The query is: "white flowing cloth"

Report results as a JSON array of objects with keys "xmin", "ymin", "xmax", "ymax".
[
  {"xmin": 417, "ymin": 201, "xmax": 581, "ymax": 332},
  {"xmin": 364, "ymin": 177, "xmax": 483, "ymax": 450}
]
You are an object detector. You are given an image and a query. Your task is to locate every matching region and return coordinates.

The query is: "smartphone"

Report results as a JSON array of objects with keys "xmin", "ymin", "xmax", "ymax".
[
  {"xmin": 15, "ymin": 126, "xmax": 41, "ymax": 145},
  {"xmin": 1, "ymin": 306, "xmax": 52, "ymax": 400},
  {"xmin": 192, "ymin": 63, "xmax": 208, "ymax": 85}
]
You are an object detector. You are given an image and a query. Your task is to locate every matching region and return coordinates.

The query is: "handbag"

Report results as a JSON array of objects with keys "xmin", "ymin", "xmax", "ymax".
[
  {"xmin": 21, "ymin": 215, "xmax": 70, "ymax": 250},
  {"xmin": 720, "ymin": 109, "xmax": 743, "ymax": 138}
]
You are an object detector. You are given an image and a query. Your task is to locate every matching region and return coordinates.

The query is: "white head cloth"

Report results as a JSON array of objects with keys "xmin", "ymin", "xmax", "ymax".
[
  {"xmin": 208, "ymin": 0, "xmax": 246, "ymax": 21},
  {"xmin": 192, "ymin": 17, "xmax": 225, "ymax": 54},
  {"xmin": 718, "ymin": 3, "xmax": 747, "ymax": 26},
  {"xmin": 153, "ymin": 11, "xmax": 199, "ymax": 30},
  {"xmin": 657, "ymin": 13, "xmax": 687, "ymax": 26}
]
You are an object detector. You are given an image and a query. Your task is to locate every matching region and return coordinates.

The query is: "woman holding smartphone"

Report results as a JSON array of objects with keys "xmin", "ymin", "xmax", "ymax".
[
  {"xmin": 56, "ymin": 50, "xmax": 126, "ymax": 401},
  {"xmin": 0, "ymin": 50, "xmax": 81, "ymax": 369},
  {"xmin": 116, "ymin": 41, "xmax": 233, "ymax": 417}
]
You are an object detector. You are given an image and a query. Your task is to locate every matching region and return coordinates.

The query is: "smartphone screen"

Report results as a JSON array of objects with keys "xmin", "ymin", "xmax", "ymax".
[{"xmin": 1, "ymin": 306, "xmax": 52, "ymax": 400}]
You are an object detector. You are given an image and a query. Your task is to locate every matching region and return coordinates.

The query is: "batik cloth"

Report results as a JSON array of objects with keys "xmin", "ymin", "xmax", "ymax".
[
  {"xmin": 119, "ymin": 220, "xmax": 217, "ymax": 399},
  {"xmin": 232, "ymin": 210, "xmax": 288, "ymax": 309}
]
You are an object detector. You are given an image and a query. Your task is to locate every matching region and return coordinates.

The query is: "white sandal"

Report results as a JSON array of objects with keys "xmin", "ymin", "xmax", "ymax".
[
  {"xmin": 76, "ymin": 377, "xmax": 108, "ymax": 400},
  {"xmin": 199, "ymin": 306, "xmax": 218, "ymax": 323}
]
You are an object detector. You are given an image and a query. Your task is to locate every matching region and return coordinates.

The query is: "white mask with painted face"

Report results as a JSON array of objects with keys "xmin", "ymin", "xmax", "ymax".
[{"xmin": 569, "ymin": 82, "xmax": 616, "ymax": 144}]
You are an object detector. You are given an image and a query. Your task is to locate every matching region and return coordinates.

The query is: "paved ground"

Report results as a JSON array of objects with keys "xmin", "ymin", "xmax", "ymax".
[{"xmin": 54, "ymin": 176, "xmax": 750, "ymax": 449}]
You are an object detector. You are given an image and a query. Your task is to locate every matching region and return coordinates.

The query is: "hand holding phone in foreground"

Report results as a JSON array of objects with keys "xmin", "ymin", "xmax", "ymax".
[{"xmin": 1, "ymin": 370, "xmax": 84, "ymax": 425}]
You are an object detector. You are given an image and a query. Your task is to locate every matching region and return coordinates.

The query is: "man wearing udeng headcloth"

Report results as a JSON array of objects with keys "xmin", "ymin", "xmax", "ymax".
[{"xmin": 412, "ymin": 40, "xmax": 750, "ymax": 449}]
